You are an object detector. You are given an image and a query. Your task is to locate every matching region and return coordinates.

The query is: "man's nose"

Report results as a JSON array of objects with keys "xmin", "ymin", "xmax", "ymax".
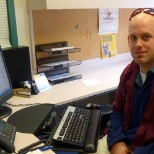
[{"xmin": 135, "ymin": 39, "xmax": 143, "ymax": 47}]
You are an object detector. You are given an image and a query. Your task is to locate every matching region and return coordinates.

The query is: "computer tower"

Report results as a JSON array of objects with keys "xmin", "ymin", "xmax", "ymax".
[{"xmin": 2, "ymin": 46, "xmax": 33, "ymax": 89}]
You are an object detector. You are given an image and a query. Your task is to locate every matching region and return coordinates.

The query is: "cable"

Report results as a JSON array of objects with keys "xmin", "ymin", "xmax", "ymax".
[
  {"xmin": 18, "ymin": 139, "xmax": 48, "ymax": 154},
  {"xmin": 18, "ymin": 123, "xmax": 55, "ymax": 154},
  {"xmin": 4, "ymin": 102, "xmax": 53, "ymax": 107},
  {"xmin": 5, "ymin": 102, "xmax": 42, "ymax": 107}
]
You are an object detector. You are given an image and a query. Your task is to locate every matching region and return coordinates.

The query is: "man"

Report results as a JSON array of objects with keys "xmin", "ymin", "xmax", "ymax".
[{"xmin": 92, "ymin": 8, "xmax": 154, "ymax": 154}]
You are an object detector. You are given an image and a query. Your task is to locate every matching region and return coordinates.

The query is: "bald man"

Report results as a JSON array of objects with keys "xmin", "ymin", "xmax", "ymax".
[{"xmin": 85, "ymin": 8, "xmax": 154, "ymax": 154}]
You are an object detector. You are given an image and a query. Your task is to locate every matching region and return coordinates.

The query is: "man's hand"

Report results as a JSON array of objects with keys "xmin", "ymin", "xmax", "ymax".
[{"xmin": 111, "ymin": 142, "xmax": 132, "ymax": 154}]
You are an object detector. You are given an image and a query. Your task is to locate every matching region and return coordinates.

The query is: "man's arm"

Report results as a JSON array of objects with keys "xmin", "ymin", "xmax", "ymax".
[
  {"xmin": 134, "ymin": 143, "xmax": 154, "ymax": 154},
  {"xmin": 111, "ymin": 142, "xmax": 132, "ymax": 154},
  {"xmin": 107, "ymin": 111, "xmax": 131, "ymax": 154},
  {"xmin": 107, "ymin": 62, "xmax": 134, "ymax": 153},
  {"xmin": 107, "ymin": 111, "xmax": 127, "ymax": 148}
]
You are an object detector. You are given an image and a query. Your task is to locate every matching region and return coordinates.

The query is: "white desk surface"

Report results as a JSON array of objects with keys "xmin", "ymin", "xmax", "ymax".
[
  {"xmin": 5, "ymin": 56, "xmax": 132, "ymax": 154},
  {"xmin": 15, "ymin": 132, "xmax": 55, "ymax": 154},
  {"xmin": 7, "ymin": 61, "xmax": 131, "ymax": 108}
]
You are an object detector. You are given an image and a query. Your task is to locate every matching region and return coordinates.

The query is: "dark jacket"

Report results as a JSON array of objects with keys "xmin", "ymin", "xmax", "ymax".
[{"xmin": 108, "ymin": 60, "xmax": 154, "ymax": 153}]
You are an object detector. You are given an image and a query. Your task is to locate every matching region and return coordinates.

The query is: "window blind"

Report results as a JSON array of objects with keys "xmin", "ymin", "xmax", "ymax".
[{"xmin": 0, "ymin": 0, "xmax": 11, "ymax": 48}]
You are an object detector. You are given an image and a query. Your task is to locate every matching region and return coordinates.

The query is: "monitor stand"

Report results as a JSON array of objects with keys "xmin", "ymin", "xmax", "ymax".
[{"xmin": 0, "ymin": 106, "xmax": 12, "ymax": 119}]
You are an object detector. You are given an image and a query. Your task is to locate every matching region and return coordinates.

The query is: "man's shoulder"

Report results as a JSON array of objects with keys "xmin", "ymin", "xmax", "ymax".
[
  {"xmin": 120, "ymin": 61, "xmax": 140, "ymax": 82},
  {"xmin": 124, "ymin": 60, "xmax": 139, "ymax": 73}
]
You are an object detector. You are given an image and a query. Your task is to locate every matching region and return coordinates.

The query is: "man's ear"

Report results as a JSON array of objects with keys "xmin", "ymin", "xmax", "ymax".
[{"xmin": 127, "ymin": 35, "xmax": 130, "ymax": 47}]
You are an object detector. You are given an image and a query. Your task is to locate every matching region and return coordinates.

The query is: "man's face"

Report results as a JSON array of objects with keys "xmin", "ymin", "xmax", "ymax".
[{"xmin": 128, "ymin": 13, "xmax": 154, "ymax": 70}]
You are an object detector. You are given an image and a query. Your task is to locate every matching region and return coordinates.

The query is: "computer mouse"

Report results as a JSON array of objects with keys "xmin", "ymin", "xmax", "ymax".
[
  {"xmin": 85, "ymin": 103, "xmax": 101, "ymax": 110},
  {"xmin": 90, "ymin": 103, "xmax": 101, "ymax": 110}
]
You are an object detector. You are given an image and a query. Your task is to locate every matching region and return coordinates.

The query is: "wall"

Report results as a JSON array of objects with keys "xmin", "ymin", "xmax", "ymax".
[
  {"xmin": 14, "ymin": 0, "xmax": 36, "ymax": 74},
  {"xmin": 14, "ymin": 0, "xmax": 30, "ymax": 46},
  {"xmin": 13, "ymin": 2, "xmax": 143, "ymax": 73},
  {"xmin": 32, "ymin": 8, "xmax": 134, "ymax": 61}
]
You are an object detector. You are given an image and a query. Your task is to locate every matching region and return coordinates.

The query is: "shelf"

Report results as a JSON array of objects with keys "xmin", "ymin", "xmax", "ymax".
[
  {"xmin": 40, "ymin": 60, "xmax": 82, "ymax": 68},
  {"xmin": 47, "ymin": 72, "xmax": 82, "ymax": 84},
  {"xmin": 35, "ymin": 42, "xmax": 81, "ymax": 54},
  {"xmin": 37, "ymin": 47, "xmax": 81, "ymax": 54},
  {"xmin": 26, "ymin": 0, "xmax": 134, "ymax": 10},
  {"xmin": 44, "ymin": 46, "xmax": 74, "ymax": 52},
  {"xmin": 37, "ymin": 55, "xmax": 68, "ymax": 66}
]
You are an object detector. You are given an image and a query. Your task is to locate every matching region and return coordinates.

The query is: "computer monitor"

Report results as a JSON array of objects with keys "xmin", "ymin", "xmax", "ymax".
[{"xmin": 0, "ymin": 46, "xmax": 14, "ymax": 119}]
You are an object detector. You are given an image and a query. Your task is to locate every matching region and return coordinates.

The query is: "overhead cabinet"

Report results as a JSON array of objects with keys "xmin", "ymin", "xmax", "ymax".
[{"xmin": 26, "ymin": 0, "xmax": 147, "ymax": 10}]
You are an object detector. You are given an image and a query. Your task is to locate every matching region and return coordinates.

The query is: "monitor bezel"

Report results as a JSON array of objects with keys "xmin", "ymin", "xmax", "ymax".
[{"xmin": 0, "ymin": 46, "xmax": 14, "ymax": 119}]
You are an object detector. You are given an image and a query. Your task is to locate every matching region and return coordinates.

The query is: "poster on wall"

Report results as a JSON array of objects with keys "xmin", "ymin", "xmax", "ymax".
[
  {"xmin": 99, "ymin": 8, "xmax": 118, "ymax": 35},
  {"xmin": 101, "ymin": 33, "xmax": 117, "ymax": 58}
]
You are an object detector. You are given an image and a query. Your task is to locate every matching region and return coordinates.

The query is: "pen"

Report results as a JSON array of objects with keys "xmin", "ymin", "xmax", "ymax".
[{"xmin": 40, "ymin": 146, "xmax": 53, "ymax": 152}]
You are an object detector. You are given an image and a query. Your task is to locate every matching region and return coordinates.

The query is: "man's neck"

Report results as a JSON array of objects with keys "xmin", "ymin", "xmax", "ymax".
[{"xmin": 140, "ymin": 65, "xmax": 153, "ymax": 73}]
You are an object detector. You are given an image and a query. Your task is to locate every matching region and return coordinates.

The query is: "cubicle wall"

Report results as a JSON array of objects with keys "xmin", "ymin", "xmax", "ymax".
[{"xmin": 32, "ymin": 8, "xmax": 134, "ymax": 61}]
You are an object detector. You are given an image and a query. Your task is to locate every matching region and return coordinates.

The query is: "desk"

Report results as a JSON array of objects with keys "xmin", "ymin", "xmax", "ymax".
[
  {"xmin": 7, "ymin": 61, "xmax": 131, "ymax": 108},
  {"xmin": 5, "ymin": 55, "xmax": 132, "ymax": 154},
  {"xmin": 15, "ymin": 132, "xmax": 54, "ymax": 154}
]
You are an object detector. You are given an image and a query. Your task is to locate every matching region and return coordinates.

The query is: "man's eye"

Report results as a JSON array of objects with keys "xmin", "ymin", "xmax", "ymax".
[
  {"xmin": 142, "ymin": 35, "xmax": 150, "ymax": 40},
  {"xmin": 130, "ymin": 36, "xmax": 136, "ymax": 41}
]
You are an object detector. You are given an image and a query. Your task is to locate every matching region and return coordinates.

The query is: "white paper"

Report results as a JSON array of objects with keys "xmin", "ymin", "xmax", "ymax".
[
  {"xmin": 81, "ymin": 79, "xmax": 101, "ymax": 86},
  {"xmin": 26, "ymin": 149, "xmax": 43, "ymax": 154},
  {"xmin": 99, "ymin": 8, "xmax": 118, "ymax": 35},
  {"xmin": 26, "ymin": 149, "xmax": 55, "ymax": 154}
]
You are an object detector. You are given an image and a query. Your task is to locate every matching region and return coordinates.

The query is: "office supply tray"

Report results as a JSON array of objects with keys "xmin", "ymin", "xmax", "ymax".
[{"xmin": 35, "ymin": 41, "xmax": 82, "ymax": 84}]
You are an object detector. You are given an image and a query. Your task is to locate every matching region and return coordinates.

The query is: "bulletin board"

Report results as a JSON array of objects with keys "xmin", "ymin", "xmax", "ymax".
[{"xmin": 32, "ymin": 8, "xmax": 135, "ymax": 61}]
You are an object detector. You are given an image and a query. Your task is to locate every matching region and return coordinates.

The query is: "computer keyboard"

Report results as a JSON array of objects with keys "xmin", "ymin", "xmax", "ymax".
[{"xmin": 53, "ymin": 106, "xmax": 101, "ymax": 152}]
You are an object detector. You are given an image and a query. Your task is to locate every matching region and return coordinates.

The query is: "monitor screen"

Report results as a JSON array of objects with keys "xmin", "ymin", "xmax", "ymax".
[{"xmin": 0, "ymin": 47, "xmax": 14, "ymax": 119}]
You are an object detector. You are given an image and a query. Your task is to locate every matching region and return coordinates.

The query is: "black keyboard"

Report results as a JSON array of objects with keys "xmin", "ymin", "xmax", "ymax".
[{"xmin": 53, "ymin": 106, "xmax": 101, "ymax": 152}]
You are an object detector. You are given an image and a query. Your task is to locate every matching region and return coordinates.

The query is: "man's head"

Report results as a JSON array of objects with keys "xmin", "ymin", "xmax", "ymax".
[{"xmin": 128, "ymin": 8, "xmax": 154, "ymax": 73}]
